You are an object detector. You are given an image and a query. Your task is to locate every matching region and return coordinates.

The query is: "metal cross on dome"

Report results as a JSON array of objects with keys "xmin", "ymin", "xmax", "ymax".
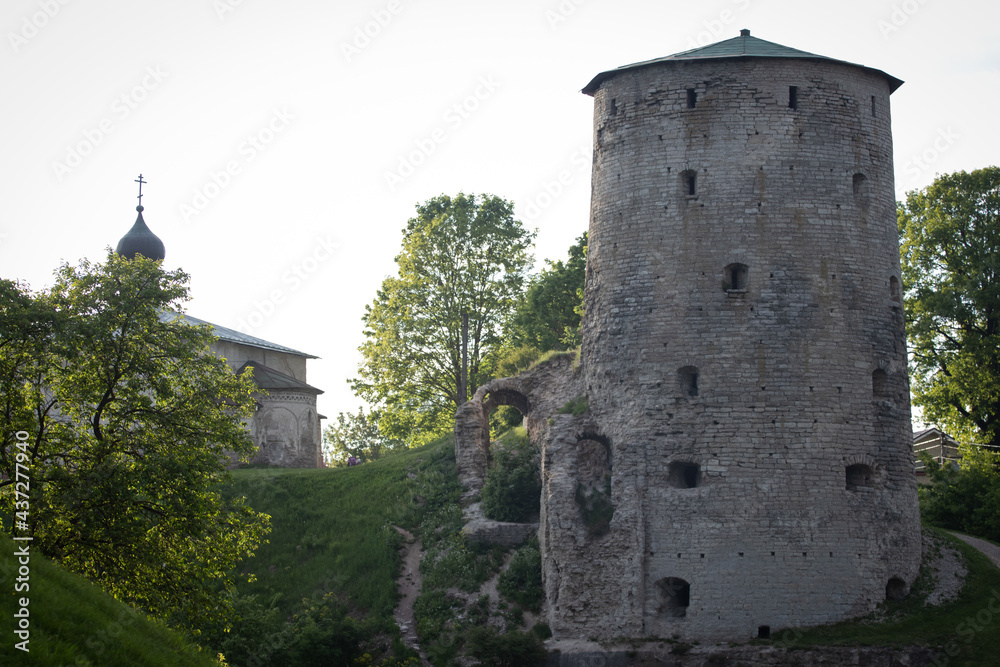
[{"xmin": 135, "ymin": 173, "xmax": 147, "ymax": 207}]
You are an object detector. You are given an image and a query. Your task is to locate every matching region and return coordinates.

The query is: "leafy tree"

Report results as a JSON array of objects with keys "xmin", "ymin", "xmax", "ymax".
[
  {"xmin": 352, "ymin": 193, "xmax": 534, "ymax": 444},
  {"xmin": 323, "ymin": 407, "xmax": 406, "ymax": 466},
  {"xmin": 510, "ymin": 232, "xmax": 586, "ymax": 352},
  {"xmin": 900, "ymin": 166, "xmax": 1000, "ymax": 448},
  {"xmin": 918, "ymin": 446, "xmax": 1000, "ymax": 542},
  {"xmin": 0, "ymin": 252, "xmax": 270, "ymax": 630}
]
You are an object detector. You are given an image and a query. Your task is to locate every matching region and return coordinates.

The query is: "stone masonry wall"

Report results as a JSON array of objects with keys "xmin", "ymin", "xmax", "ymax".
[{"xmin": 571, "ymin": 56, "xmax": 921, "ymax": 641}]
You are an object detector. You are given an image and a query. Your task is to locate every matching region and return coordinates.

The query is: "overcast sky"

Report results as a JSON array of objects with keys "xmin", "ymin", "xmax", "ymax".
[{"xmin": 3, "ymin": 0, "xmax": 998, "ymax": 424}]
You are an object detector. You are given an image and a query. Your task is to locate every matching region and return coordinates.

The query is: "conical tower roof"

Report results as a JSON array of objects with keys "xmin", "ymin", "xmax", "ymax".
[
  {"xmin": 582, "ymin": 29, "xmax": 903, "ymax": 95},
  {"xmin": 116, "ymin": 205, "xmax": 165, "ymax": 260}
]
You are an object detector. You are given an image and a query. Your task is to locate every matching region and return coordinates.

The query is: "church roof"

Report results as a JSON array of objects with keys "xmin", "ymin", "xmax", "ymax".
[
  {"xmin": 159, "ymin": 311, "xmax": 318, "ymax": 359},
  {"xmin": 582, "ymin": 29, "xmax": 903, "ymax": 96},
  {"xmin": 237, "ymin": 360, "xmax": 323, "ymax": 395},
  {"xmin": 116, "ymin": 205, "xmax": 165, "ymax": 260}
]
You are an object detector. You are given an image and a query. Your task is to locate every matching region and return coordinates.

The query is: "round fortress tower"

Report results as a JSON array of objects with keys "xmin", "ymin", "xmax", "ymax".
[{"xmin": 555, "ymin": 30, "xmax": 921, "ymax": 641}]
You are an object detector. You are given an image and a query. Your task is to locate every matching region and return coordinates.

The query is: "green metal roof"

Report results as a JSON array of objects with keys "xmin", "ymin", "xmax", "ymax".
[{"xmin": 582, "ymin": 29, "xmax": 903, "ymax": 95}]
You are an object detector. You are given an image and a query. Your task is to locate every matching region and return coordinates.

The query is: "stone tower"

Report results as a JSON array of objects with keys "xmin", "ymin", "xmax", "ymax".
[{"xmin": 455, "ymin": 30, "xmax": 921, "ymax": 642}]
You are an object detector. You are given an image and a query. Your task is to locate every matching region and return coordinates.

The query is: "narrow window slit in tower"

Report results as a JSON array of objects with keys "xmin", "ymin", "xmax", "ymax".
[
  {"xmin": 609, "ymin": 98, "xmax": 618, "ymax": 116},
  {"xmin": 871, "ymin": 95, "xmax": 876, "ymax": 117},
  {"xmin": 682, "ymin": 170, "xmax": 697, "ymax": 196},
  {"xmin": 678, "ymin": 367, "xmax": 699, "ymax": 398},
  {"xmin": 669, "ymin": 461, "xmax": 701, "ymax": 488},
  {"xmin": 687, "ymin": 88, "xmax": 697, "ymax": 108},
  {"xmin": 788, "ymin": 86, "xmax": 798, "ymax": 109}
]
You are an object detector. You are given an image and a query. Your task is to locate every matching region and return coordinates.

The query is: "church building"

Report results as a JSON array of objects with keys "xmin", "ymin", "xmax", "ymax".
[{"xmin": 116, "ymin": 176, "xmax": 325, "ymax": 468}]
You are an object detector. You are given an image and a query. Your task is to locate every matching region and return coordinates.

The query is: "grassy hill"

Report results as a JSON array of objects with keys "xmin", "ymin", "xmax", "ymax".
[{"xmin": 0, "ymin": 532, "xmax": 219, "ymax": 667}]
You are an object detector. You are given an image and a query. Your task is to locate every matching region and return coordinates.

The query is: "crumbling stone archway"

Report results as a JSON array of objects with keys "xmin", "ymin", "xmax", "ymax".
[{"xmin": 454, "ymin": 377, "xmax": 533, "ymax": 495}]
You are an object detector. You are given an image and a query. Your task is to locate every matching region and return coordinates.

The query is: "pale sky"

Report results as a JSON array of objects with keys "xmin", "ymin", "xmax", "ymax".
[{"xmin": 3, "ymin": 0, "xmax": 998, "ymax": 425}]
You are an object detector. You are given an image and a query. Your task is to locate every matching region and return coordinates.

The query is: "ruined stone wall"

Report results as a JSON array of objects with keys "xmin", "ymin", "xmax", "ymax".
[{"xmin": 547, "ymin": 56, "xmax": 922, "ymax": 641}]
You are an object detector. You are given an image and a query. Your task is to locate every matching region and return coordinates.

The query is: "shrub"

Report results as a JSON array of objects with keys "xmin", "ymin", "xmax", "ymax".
[
  {"xmin": 919, "ymin": 451, "xmax": 1000, "ymax": 543},
  {"xmin": 481, "ymin": 430, "xmax": 541, "ymax": 523},
  {"xmin": 497, "ymin": 540, "xmax": 544, "ymax": 612},
  {"xmin": 464, "ymin": 625, "xmax": 546, "ymax": 667},
  {"xmin": 557, "ymin": 395, "xmax": 589, "ymax": 417}
]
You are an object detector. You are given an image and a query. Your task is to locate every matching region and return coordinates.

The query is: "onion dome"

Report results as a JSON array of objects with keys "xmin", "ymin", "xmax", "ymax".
[{"xmin": 115, "ymin": 204, "xmax": 165, "ymax": 261}]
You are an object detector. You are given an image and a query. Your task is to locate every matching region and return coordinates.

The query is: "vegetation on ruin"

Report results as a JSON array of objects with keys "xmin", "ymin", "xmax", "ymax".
[
  {"xmin": 480, "ymin": 427, "xmax": 541, "ymax": 523},
  {"xmin": 558, "ymin": 395, "xmax": 589, "ymax": 417}
]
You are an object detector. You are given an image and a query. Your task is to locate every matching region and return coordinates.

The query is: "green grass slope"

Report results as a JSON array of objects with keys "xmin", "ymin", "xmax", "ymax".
[
  {"xmin": 0, "ymin": 533, "xmax": 219, "ymax": 667},
  {"xmin": 226, "ymin": 435, "xmax": 457, "ymax": 622}
]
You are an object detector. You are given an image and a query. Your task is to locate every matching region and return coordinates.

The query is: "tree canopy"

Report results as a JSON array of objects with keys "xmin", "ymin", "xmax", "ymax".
[
  {"xmin": 323, "ymin": 407, "xmax": 407, "ymax": 466},
  {"xmin": 900, "ymin": 166, "xmax": 1000, "ymax": 448},
  {"xmin": 0, "ymin": 252, "xmax": 269, "ymax": 630},
  {"xmin": 509, "ymin": 232, "xmax": 586, "ymax": 353},
  {"xmin": 352, "ymin": 193, "xmax": 534, "ymax": 444}
]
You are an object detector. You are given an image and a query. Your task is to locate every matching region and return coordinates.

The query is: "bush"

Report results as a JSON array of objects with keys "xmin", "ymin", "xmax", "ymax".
[
  {"xmin": 481, "ymin": 430, "xmax": 541, "ymax": 523},
  {"xmin": 464, "ymin": 625, "xmax": 546, "ymax": 667},
  {"xmin": 497, "ymin": 540, "xmax": 544, "ymax": 612},
  {"xmin": 919, "ymin": 451, "xmax": 1000, "ymax": 543}
]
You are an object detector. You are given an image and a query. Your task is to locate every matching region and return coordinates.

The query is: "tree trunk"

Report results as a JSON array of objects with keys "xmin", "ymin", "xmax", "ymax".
[{"xmin": 459, "ymin": 311, "xmax": 469, "ymax": 405}]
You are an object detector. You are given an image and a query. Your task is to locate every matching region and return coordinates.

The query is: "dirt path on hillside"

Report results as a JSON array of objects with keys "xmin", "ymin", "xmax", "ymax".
[
  {"xmin": 950, "ymin": 531, "xmax": 1000, "ymax": 570},
  {"xmin": 392, "ymin": 526, "xmax": 427, "ymax": 663}
]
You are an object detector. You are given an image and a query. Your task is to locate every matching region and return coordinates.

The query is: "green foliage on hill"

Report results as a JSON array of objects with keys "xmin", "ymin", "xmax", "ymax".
[
  {"xmin": 497, "ymin": 539, "xmax": 543, "ymax": 612},
  {"xmin": 0, "ymin": 532, "xmax": 219, "ymax": 666},
  {"xmin": 210, "ymin": 435, "xmax": 456, "ymax": 665}
]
